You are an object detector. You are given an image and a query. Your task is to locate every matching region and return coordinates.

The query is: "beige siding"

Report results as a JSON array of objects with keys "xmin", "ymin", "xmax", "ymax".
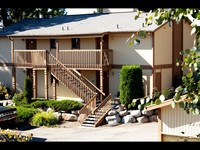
[
  {"xmin": 109, "ymin": 33, "xmax": 153, "ymax": 66},
  {"xmin": 56, "ymin": 83, "xmax": 80, "ymax": 101},
  {"xmin": 80, "ymin": 70, "xmax": 96, "ymax": 85},
  {"xmin": 0, "ymin": 67, "xmax": 25, "ymax": 93},
  {"xmin": 0, "ymin": 37, "xmax": 11, "ymax": 62},
  {"xmin": 59, "ymin": 39, "xmax": 71, "ymax": 50},
  {"xmin": 37, "ymin": 39, "xmax": 50, "ymax": 51},
  {"xmin": 81, "ymin": 38, "xmax": 96, "ymax": 49},
  {"xmin": 14, "ymin": 39, "xmax": 26, "ymax": 50},
  {"xmin": 16, "ymin": 68, "xmax": 26, "ymax": 93},
  {"xmin": 162, "ymin": 105, "xmax": 200, "ymax": 137},
  {"xmin": 183, "ymin": 20, "xmax": 195, "ymax": 50},
  {"xmin": 109, "ymin": 69, "xmax": 153, "ymax": 98},
  {"xmin": 161, "ymin": 68, "xmax": 172, "ymax": 90},
  {"xmin": 183, "ymin": 20, "xmax": 195, "ymax": 75},
  {"xmin": 154, "ymin": 23, "xmax": 173, "ymax": 65}
]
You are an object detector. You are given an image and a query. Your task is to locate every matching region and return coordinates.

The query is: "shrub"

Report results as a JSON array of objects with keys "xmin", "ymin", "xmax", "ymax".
[
  {"xmin": 16, "ymin": 106, "xmax": 38, "ymax": 124},
  {"xmin": 47, "ymin": 100, "xmax": 83, "ymax": 112},
  {"xmin": 24, "ymin": 76, "xmax": 33, "ymax": 104},
  {"xmin": 30, "ymin": 111, "xmax": 58, "ymax": 126},
  {"xmin": 119, "ymin": 65, "xmax": 144, "ymax": 108},
  {"xmin": 12, "ymin": 93, "xmax": 28, "ymax": 106},
  {"xmin": 0, "ymin": 129, "xmax": 33, "ymax": 142},
  {"xmin": 0, "ymin": 82, "xmax": 8, "ymax": 100},
  {"xmin": 30, "ymin": 101, "xmax": 48, "ymax": 109}
]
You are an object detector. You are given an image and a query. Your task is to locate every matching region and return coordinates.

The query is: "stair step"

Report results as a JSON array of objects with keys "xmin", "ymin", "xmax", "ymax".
[
  {"xmin": 81, "ymin": 124, "xmax": 95, "ymax": 127},
  {"xmin": 82, "ymin": 120, "xmax": 95, "ymax": 124}
]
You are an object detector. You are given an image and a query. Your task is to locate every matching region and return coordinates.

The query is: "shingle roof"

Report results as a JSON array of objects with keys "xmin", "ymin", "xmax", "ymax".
[{"xmin": 0, "ymin": 12, "xmax": 164, "ymax": 37}]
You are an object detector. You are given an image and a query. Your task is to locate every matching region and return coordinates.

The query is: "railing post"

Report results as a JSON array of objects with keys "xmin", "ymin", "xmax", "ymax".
[{"xmin": 33, "ymin": 69, "xmax": 37, "ymax": 98}]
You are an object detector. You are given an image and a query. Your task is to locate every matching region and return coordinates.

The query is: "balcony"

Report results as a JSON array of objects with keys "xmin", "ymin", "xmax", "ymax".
[{"xmin": 13, "ymin": 49, "xmax": 113, "ymax": 70}]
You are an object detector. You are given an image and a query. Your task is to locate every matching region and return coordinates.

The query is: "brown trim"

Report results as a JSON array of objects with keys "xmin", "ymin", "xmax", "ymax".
[
  {"xmin": 154, "ymin": 64, "xmax": 172, "ymax": 69},
  {"xmin": 8, "ymin": 33, "xmax": 105, "ymax": 39},
  {"xmin": 111, "ymin": 64, "xmax": 153, "ymax": 70},
  {"xmin": 0, "ymin": 63, "xmax": 13, "ymax": 67}
]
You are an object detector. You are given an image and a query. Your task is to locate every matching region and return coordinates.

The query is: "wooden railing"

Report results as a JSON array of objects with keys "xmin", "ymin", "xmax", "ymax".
[
  {"xmin": 13, "ymin": 49, "xmax": 113, "ymax": 69},
  {"xmin": 59, "ymin": 49, "xmax": 113, "ymax": 69},
  {"xmin": 78, "ymin": 93, "xmax": 98, "ymax": 115},
  {"xmin": 93, "ymin": 93, "xmax": 112, "ymax": 127},
  {"xmin": 14, "ymin": 50, "xmax": 47, "ymax": 68}
]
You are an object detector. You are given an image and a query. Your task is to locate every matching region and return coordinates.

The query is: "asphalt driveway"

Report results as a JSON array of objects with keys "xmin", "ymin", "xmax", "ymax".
[{"xmin": 21, "ymin": 122, "xmax": 158, "ymax": 142}]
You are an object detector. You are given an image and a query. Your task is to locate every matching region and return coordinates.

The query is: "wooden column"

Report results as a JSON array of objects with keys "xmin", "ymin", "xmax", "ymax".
[
  {"xmin": 33, "ymin": 69, "xmax": 37, "ymax": 98},
  {"xmin": 53, "ymin": 77, "xmax": 57, "ymax": 100},
  {"xmin": 56, "ymin": 40, "xmax": 59, "ymax": 60},
  {"xmin": 100, "ymin": 70, "xmax": 103, "ymax": 102},
  {"xmin": 11, "ymin": 39, "xmax": 16, "ymax": 95},
  {"xmin": 100, "ymin": 36, "xmax": 104, "ymax": 101},
  {"xmin": 44, "ymin": 69, "xmax": 48, "ymax": 100}
]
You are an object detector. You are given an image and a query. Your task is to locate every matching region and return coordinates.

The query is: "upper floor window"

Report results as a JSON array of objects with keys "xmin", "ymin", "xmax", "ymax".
[
  {"xmin": 50, "ymin": 39, "xmax": 56, "ymax": 49},
  {"xmin": 72, "ymin": 38, "xmax": 80, "ymax": 49}
]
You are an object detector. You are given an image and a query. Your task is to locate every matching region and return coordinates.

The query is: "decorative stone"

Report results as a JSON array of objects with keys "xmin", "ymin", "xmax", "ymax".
[
  {"xmin": 107, "ymin": 109, "xmax": 118, "ymax": 116},
  {"xmin": 149, "ymin": 115, "xmax": 158, "ymax": 122},
  {"xmin": 137, "ymin": 116, "xmax": 149, "ymax": 123},
  {"xmin": 142, "ymin": 110, "xmax": 154, "ymax": 117},
  {"xmin": 122, "ymin": 115, "xmax": 136, "ymax": 124},
  {"xmin": 130, "ymin": 110, "xmax": 141, "ymax": 117},
  {"xmin": 118, "ymin": 110, "xmax": 129, "ymax": 117}
]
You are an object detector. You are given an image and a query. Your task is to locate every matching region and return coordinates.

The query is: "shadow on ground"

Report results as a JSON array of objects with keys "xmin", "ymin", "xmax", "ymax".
[{"xmin": 30, "ymin": 137, "xmax": 47, "ymax": 142}]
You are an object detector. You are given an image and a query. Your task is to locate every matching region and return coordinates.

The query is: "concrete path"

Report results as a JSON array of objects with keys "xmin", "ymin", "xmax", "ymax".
[{"xmin": 21, "ymin": 122, "xmax": 158, "ymax": 142}]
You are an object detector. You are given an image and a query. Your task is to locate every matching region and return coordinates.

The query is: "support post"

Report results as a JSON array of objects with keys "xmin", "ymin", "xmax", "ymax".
[
  {"xmin": 53, "ymin": 77, "xmax": 57, "ymax": 100},
  {"xmin": 33, "ymin": 69, "xmax": 37, "ymax": 98},
  {"xmin": 100, "ymin": 69, "xmax": 103, "ymax": 102},
  {"xmin": 44, "ymin": 69, "xmax": 48, "ymax": 99},
  {"xmin": 56, "ymin": 40, "xmax": 59, "ymax": 60}
]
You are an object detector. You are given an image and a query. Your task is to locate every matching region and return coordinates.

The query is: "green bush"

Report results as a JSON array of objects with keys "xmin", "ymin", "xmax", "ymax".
[
  {"xmin": 0, "ymin": 129, "xmax": 33, "ymax": 142},
  {"xmin": 24, "ymin": 76, "xmax": 33, "ymax": 104},
  {"xmin": 47, "ymin": 100, "xmax": 83, "ymax": 112},
  {"xmin": 12, "ymin": 93, "xmax": 28, "ymax": 106},
  {"xmin": 0, "ymin": 82, "xmax": 8, "ymax": 100},
  {"xmin": 119, "ymin": 65, "xmax": 144, "ymax": 108},
  {"xmin": 30, "ymin": 101, "xmax": 48, "ymax": 109},
  {"xmin": 30, "ymin": 111, "xmax": 58, "ymax": 126},
  {"xmin": 16, "ymin": 106, "xmax": 38, "ymax": 124}
]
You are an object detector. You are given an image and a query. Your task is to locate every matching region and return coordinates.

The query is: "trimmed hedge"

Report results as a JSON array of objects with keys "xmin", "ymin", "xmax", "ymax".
[{"xmin": 119, "ymin": 65, "xmax": 144, "ymax": 108}]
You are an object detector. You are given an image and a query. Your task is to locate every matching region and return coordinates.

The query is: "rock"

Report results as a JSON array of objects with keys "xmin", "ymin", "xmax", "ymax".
[
  {"xmin": 118, "ymin": 110, "xmax": 129, "ymax": 117},
  {"xmin": 149, "ymin": 115, "xmax": 158, "ymax": 122},
  {"xmin": 137, "ymin": 116, "xmax": 149, "ymax": 123},
  {"xmin": 121, "ymin": 115, "xmax": 136, "ymax": 124},
  {"xmin": 62, "ymin": 113, "xmax": 78, "ymax": 121},
  {"xmin": 105, "ymin": 114, "xmax": 121, "ymax": 125},
  {"xmin": 116, "ymin": 105, "xmax": 126, "ymax": 112},
  {"xmin": 154, "ymin": 109, "xmax": 159, "ymax": 115},
  {"xmin": 78, "ymin": 114, "xmax": 87, "ymax": 122},
  {"xmin": 107, "ymin": 109, "xmax": 118, "ymax": 116},
  {"xmin": 130, "ymin": 110, "xmax": 141, "ymax": 117},
  {"xmin": 47, "ymin": 107, "xmax": 54, "ymax": 112},
  {"xmin": 3, "ymin": 101, "xmax": 8, "ymax": 106},
  {"xmin": 53, "ymin": 112, "xmax": 62, "ymax": 121},
  {"xmin": 142, "ymin": 110, "xmax": 154, "ymax": 117}
]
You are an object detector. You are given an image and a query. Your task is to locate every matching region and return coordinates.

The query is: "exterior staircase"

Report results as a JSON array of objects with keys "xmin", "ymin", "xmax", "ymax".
[
  {"xmin": 48, "ymin": 52, "xmax": 111, "ymax": 127},
  {"xmin": 48, "ymin": 52, "xmax": 105, "ymax": 104},
  {"xmin": 81, "ymin": 94, "xmax": 112, "ymax": 127}
]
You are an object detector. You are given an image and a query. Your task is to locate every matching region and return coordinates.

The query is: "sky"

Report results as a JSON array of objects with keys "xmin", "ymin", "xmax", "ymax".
[{"xmin": 66, "ymin": 8, "xmax": 97, "ymax": 15}]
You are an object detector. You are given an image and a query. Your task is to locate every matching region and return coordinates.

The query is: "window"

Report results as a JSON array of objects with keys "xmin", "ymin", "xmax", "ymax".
[
  {"xmin": 71, "ymin": 38, "xmax": 80, "ymax": 49},
  {"xmin": 50, "ymin": 39, "xmax": 56, "ymax": 49}
]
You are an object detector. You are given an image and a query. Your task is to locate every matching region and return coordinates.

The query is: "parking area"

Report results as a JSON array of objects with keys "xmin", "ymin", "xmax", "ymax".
[{"xmin": 21, "ymin": 122, "xmax": 158, "ymax": 142}]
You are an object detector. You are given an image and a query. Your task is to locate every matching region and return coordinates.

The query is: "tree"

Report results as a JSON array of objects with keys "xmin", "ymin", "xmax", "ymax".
[
  {"xmin": 0, "ymin": 8, "xmax": 67, "ymax": 27},
  {"xmin": 133, "ymin": 8, "xmax": 200, "ymax": 114}
]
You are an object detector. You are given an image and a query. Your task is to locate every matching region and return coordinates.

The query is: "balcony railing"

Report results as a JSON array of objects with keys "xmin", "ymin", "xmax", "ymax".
[{"xmin": 13, "ymin": 49, "xmax": 113, "ymax": 69}]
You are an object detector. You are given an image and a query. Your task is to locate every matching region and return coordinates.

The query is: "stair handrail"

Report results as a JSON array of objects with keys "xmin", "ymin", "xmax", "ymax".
[
  {"xmin": 71, "ymin": 69, "xmax": 105, "ymax": 96},
  {"xmin": 78, "ymin": 93, "xmax": 98, "ymax": 115},
  {"xmin": 92, "ymin": 93, "xmax": 112, "ymax": 114},
  {"xmin": 48, "ymin": 51, "xmax": 105, "ymax": 97}
]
